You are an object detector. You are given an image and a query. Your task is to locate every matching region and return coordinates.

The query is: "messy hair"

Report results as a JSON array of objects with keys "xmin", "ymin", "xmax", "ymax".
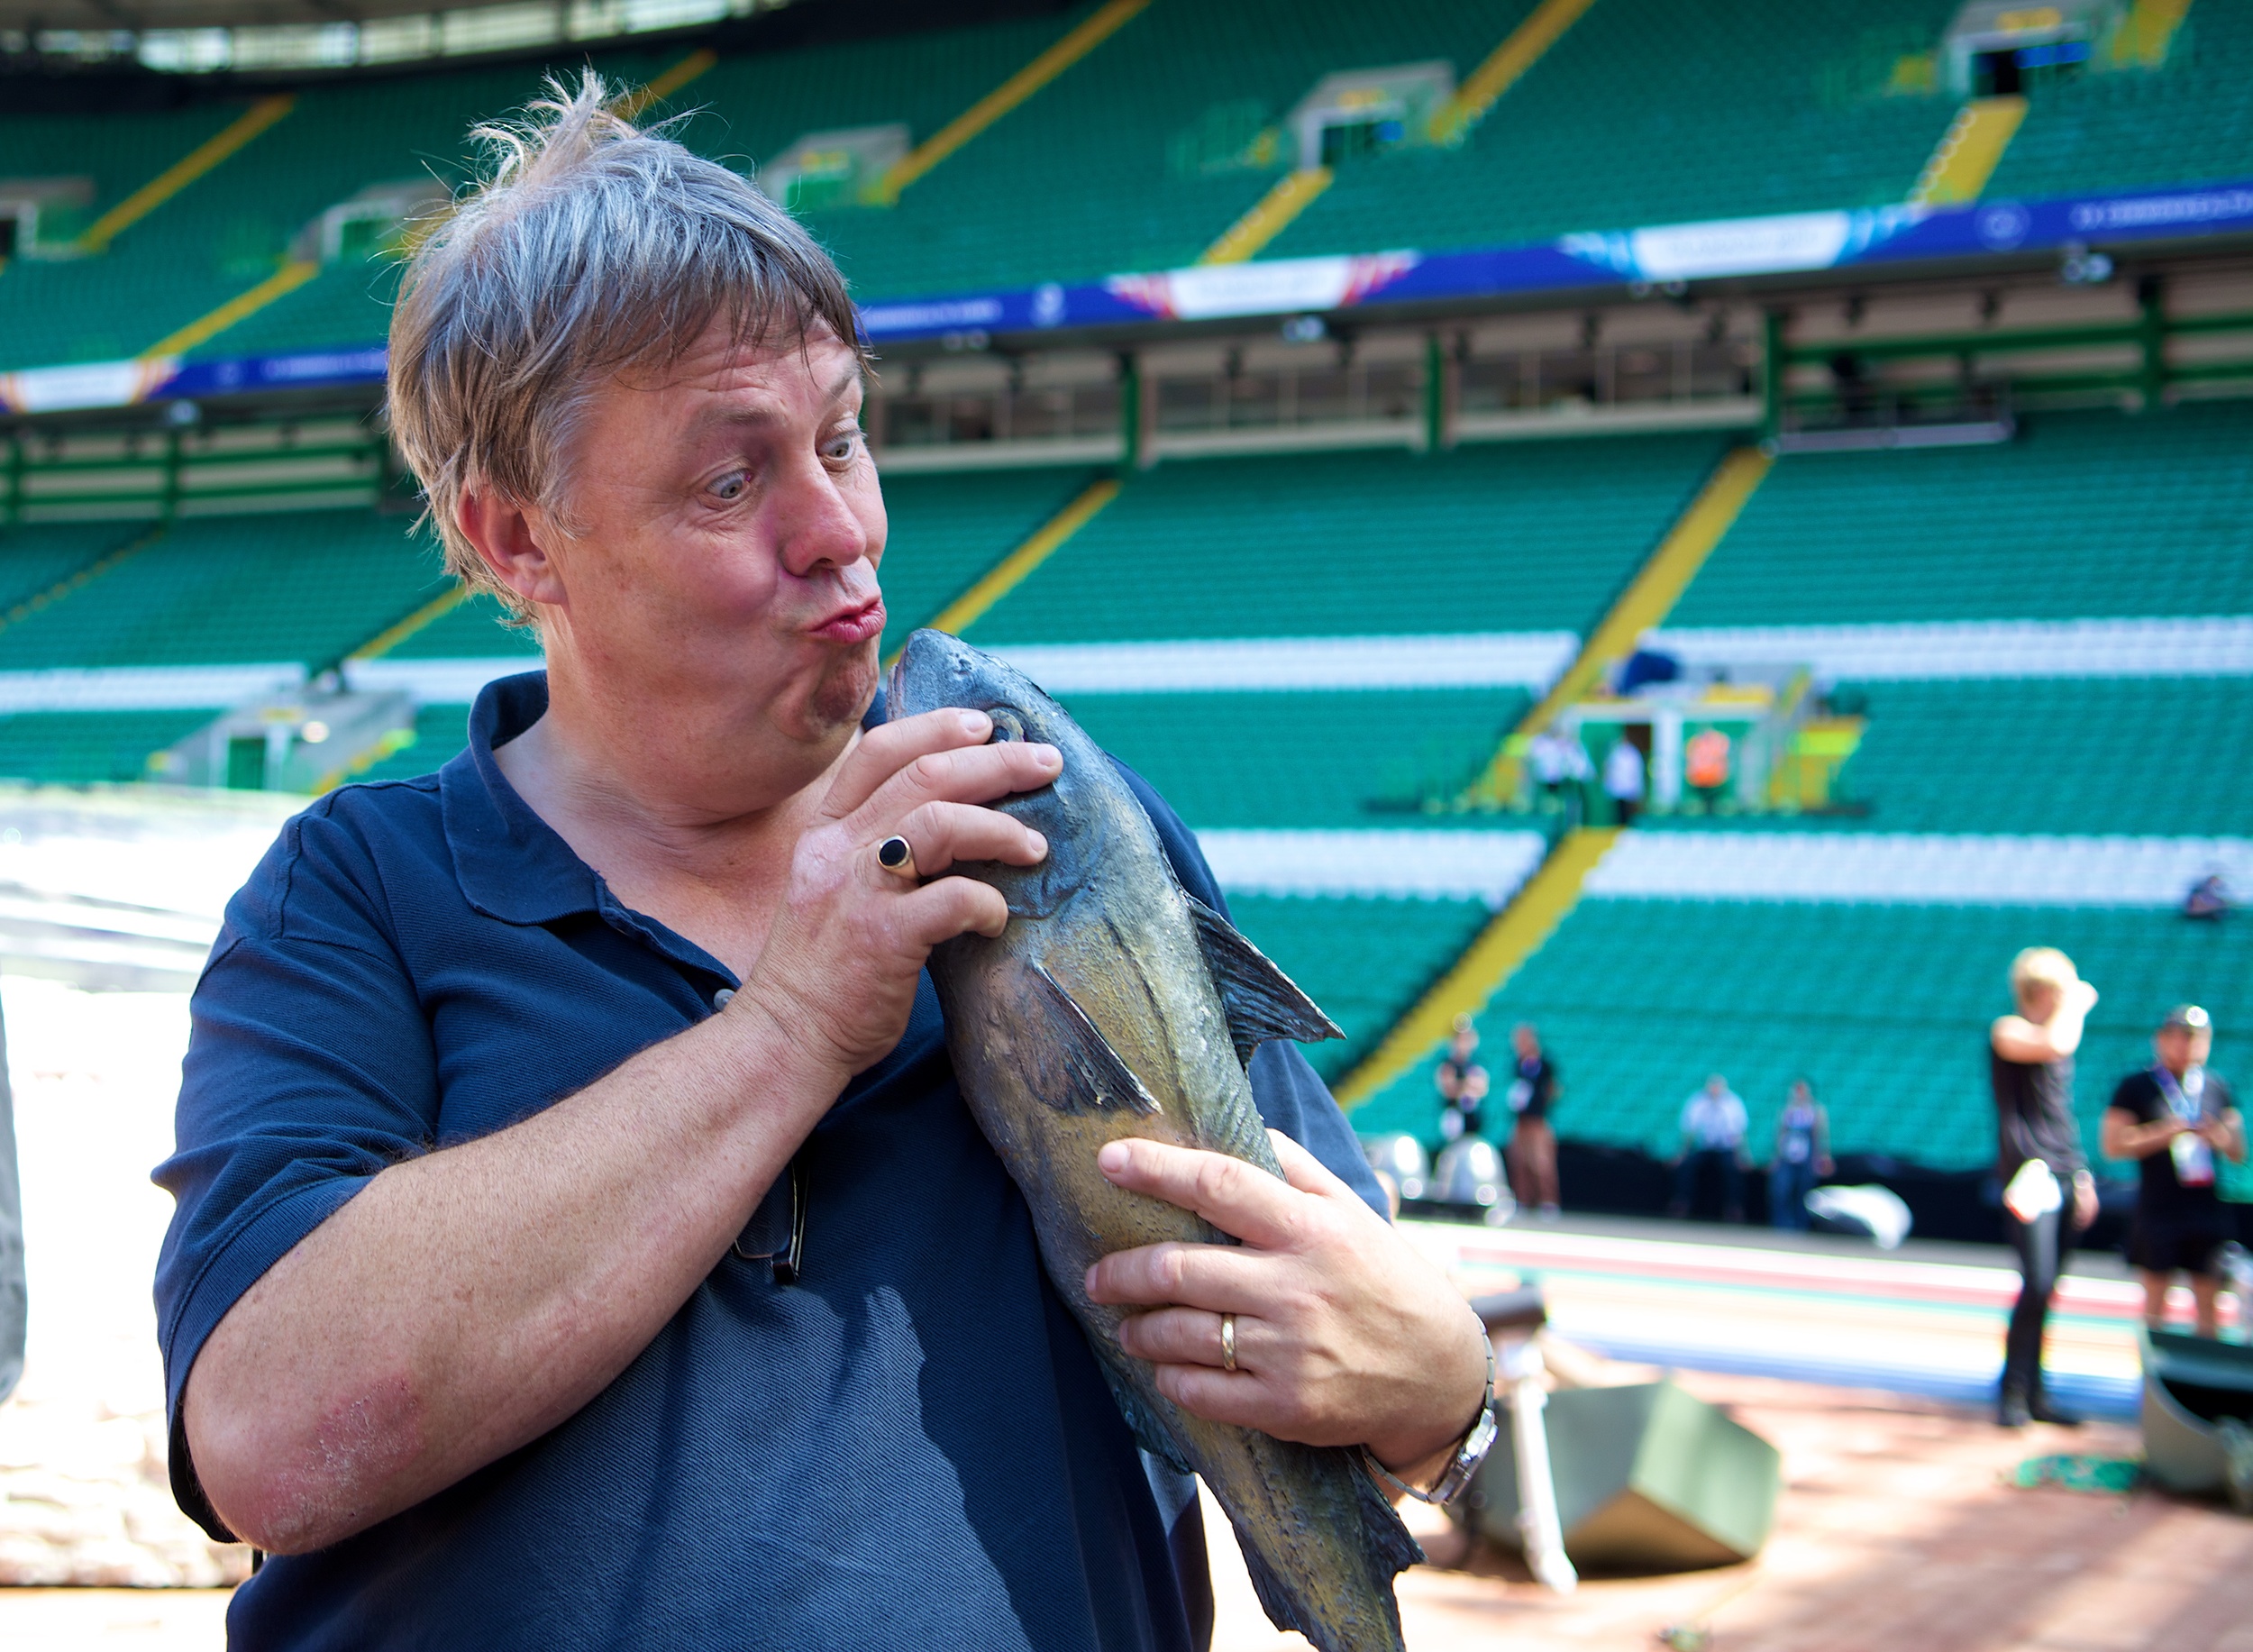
[
  {"xmin": 386, "ymin": 72, "xmax": 863, "ymax": 613},
  {"xmin": 2008, "ymin": 946, "xmax": 2079, "ymax": 1004}
]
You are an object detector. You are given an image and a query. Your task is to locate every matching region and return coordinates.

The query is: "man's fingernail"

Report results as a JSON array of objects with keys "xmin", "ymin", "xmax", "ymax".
[
  {"xmin": 960, "ymin": 710, "xmax": 990, "ymax": 735},
  {"xmin": 1084, "ymin": 1264, "xmax": 1100, "ymax": 1293},
  {"xmin": 1027, "ymin": 831, "xmax": 1048, "ymax": 858},
  {"xmin": 1035, "ymin": 744, "xmax": 1062, "ymax": 767},
  {"xmin": 1099, "ymin": 1142, "xmax": 1129, "ymax": 1175}
]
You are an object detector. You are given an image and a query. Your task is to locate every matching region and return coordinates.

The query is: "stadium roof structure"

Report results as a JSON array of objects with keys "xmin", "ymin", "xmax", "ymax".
[{"xmin": 0, "ymin": 0, "xmax": 1055, "ymax": 75}]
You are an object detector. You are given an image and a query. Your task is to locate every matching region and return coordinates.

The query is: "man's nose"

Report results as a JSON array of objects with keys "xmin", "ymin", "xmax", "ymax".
[{"xmin": 774, "ymin": 453, "xmax": 873, "ymax": 579}]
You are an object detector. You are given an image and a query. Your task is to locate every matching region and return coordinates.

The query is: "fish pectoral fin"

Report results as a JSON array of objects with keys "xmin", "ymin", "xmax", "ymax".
[
  {"xmin": 1026, "ymin": 962, "xmax": 1163, "ymax": 1116},
  {"xmin": 1184, "ymin": 894, "xmax": 1345, "ymax": 1066}
]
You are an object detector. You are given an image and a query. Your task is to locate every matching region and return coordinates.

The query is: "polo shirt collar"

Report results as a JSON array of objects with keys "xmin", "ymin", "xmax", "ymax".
[
  {"xmin": 441, "ymin": 671, "xmax": 895, "ymax": 932},
  {"xmin": 441, "ymin": 671, "xmax": 607, "ymax": 926}
]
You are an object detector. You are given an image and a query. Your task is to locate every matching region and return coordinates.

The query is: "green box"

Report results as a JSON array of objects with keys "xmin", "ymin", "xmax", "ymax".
[{"xmin": 1468, "ymin": 1379, "xmax": 1781, "ymax": 1570}]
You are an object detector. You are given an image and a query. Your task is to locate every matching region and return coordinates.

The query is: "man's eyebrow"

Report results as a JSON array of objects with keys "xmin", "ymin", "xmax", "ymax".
[{"xmin": 692, "ymin": 366, "xmax": 865, "ymax": 434}]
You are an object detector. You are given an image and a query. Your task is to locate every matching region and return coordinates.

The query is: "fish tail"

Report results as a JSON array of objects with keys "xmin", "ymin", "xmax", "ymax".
[{"xmin": 1236, "ymin": 1457, "xmax": 1420, "ymax": 1652}]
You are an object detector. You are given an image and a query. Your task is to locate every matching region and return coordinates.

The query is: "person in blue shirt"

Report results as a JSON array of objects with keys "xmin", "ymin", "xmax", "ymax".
[{"xmin": 152, "ymin": 78, "xmax": 1493, "ymax": 1651}]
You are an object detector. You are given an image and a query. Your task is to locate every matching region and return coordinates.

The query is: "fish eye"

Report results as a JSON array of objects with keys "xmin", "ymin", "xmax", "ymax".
[{"xmin": 987, "ymin": 708, "xmax": 1025, "ymax": 744}]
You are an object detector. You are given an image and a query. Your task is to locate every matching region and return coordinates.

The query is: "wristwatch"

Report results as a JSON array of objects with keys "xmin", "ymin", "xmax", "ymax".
[{"xmin": 1363, "ymin": 1337, "xmax": 1500, "ymax": 1506}]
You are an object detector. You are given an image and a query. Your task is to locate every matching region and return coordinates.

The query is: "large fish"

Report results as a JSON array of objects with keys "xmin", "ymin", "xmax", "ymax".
[{"xmin": 889, "ymin": 629, "xmax": 1420, "ymax": 1652}]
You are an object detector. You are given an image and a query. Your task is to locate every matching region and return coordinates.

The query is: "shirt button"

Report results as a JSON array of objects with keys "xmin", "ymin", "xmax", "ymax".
[{"xmin": 713, "ymin": 988, "xmax": 735, "ymax": 1011}]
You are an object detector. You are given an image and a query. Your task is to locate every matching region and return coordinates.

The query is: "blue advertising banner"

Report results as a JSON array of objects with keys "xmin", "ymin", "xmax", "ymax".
[{"xmin": 5, "ymin": 178, "xmax": 2248, "ymax": 413}]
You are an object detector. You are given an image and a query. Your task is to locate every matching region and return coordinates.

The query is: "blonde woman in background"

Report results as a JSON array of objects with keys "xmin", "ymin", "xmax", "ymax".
[{"xmin": 1990, "ymin": 946, "xmax": 2101, "ymax": 1428}]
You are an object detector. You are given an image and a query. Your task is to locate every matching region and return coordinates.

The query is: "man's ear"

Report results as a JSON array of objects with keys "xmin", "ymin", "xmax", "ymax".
[{"xmin": 457, "ymin": 490, "xmax": 567, "ymax": 612}]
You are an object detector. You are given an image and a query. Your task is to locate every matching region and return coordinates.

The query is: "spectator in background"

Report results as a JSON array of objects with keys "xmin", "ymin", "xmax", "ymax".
[
  {"xmin": 1669, "ymin": 1074, "xmax": 1749, "ymax": 1223},
  {"xmin": 1528, "ymin": 730, "xmax": 1592, "ymax": 824},
  {"xmin": 1768, "ymin": 1079, "xmax": 1833, "ymax": 1232},
  {"xmin": 2102, "ymin": 1006, "xmax": 2245, "ymax": 1338},
  {"xmin": 2185, "ymin": 872, "xmax": 2231, "ymax": 922},
  {"xmin": 1684, "ymin": 726, "xmax": 1731, "ymax": 812},
  {"xmin": 1602, "ymin": 737, "xmax": 1646, "ymax": 826},
  {"xmin": 1991, "ymin": 946, "xmax": 2100, "ymax": 1428},
  {"xmin": 1436, "ymin": 1014, "xmax": 1486, "ymax": 1144},
  {"xmin": 1506, "ymin": 1023, "xmax": 1562, "ymax": 1220}
]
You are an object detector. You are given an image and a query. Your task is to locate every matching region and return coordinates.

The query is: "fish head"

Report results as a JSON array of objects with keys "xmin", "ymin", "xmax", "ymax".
[{"xmin": 888, "ymin": 628, "xmax": 1115, "ymax": 918}]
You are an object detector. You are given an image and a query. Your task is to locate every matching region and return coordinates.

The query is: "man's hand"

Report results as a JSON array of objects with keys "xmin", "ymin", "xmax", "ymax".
[
  {"xmin": 2071, "ymin": 1172, "xmax": 2100, "ymax": 1233},
  {"xmin": 1084, "ymin": 1131, "xmax": 1489, "ymax": 1478},
  {"xmin": 741, "ymin": 708, "xmax": 1058, "ymax": 1076}
]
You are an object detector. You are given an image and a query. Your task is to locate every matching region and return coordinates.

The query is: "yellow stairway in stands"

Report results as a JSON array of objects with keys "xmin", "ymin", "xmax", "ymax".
[
  {"xmin": 1336, "ymin": 828, "xmax": 1621, "ymax": 1109},
  {"xmin": 1910, "ymin": 96, "xmax": 2027, "ymax": 206},
  {"xmin": 872, "ymin": 0, "xmax": 1148, "ymax": 205},
  {"xmin": 78, "ymin": 95, "xmax": 296, "ymax": 255},
  {"xmin": 1459, "ymin": 443, "xmax": 1771, "ymax": 808},
  {"xmin": 889, "ymin": 476, "xmax": 1123, "ymax": 659},
  {"xmin": 1199, "ymin": 0, "xmax": 1598, "ymax": 265}
]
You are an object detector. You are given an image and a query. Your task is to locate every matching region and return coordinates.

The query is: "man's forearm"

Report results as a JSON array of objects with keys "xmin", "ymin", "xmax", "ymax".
[{"xmin": 185, "ymin": 998, "xmax": 845, "ymax": 1554}]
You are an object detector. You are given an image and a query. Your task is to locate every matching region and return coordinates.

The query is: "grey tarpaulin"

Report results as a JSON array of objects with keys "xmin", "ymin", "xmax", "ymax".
[{"xmin": 0, "ymin": 999, "xmax": 22, "ymax": 1404}]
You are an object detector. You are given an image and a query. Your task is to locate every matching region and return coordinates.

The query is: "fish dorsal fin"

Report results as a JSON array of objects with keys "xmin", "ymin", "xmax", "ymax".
[
  {"xmin": 1183, "ymin": 894, "xmax": 1345, "ymax": 1067},
  {"xmin": 1026, "ymin": 962, "xmax": 1163, "ymax": 1116}
]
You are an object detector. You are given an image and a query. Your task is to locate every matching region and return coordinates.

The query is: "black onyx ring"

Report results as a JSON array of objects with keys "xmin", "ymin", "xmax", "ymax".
[{"xmin": 875, "ymin": 835, "xmax": 917, "ymax": 881}]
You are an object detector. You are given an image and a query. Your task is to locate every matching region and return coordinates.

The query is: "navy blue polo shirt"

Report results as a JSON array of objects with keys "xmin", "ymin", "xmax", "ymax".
[{"xmin": 154, "ymin": 671, "xmax": 1384, "ymax": 1652}]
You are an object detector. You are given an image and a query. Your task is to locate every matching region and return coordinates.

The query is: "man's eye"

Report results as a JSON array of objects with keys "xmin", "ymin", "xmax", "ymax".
[
  {"xmin": 825, "ymin": 428, "xmax": 862, "ymax": 460},
  {"xmin": 712, "ymin": 473, "xmax": 748, "ymax": 501}
]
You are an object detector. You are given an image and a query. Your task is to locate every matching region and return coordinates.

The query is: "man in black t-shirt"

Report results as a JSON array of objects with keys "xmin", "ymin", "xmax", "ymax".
[{"xmin": 2102, "ymin": 1005, "xmax": 2246, "ymax": 1338}]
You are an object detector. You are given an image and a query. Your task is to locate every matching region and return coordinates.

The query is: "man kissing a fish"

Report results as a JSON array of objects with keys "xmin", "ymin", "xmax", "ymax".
[{"xmin": 153, "ymin": 79, "xmax": 1493, "ymax": 1652}]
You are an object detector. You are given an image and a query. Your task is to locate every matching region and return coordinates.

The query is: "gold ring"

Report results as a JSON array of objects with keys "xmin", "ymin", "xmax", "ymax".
[
  {"xmin": 875, "ymin": 835, "xmax": 917, "ymax": 880},
  {"xmin": 1220, "ymin": 1311, "xmax": 1237, "ymax": 1373}
]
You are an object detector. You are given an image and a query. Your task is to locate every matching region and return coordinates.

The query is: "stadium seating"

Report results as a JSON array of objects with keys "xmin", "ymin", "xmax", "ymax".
[
  {"xmin": 1347, "ymin": 897, "xmax": 2253, "ymax": 1178},
  {"xmin": 1065, "ymin": 687, "xmax": 1529, "ymax": 828},
  {"xmin": 1984, "ymin": 5, "xmax": 2253, "ymax": 204},
  {"xmin": 8, "ymin": 0, "xmax": 2251, "ymax": 375},
  {"xmin": 0, "ymin": 707, "xmax": 214, "ymax": 786},
  {"xmin": 0, "ymin": 511, "xmax": 439, "ymax": 671},
  {"xmin": 375, "ymin": 589, "xmax": 539, "ymax": 662},
  {"xmin": 1267, "ymin": 0, "xmax": 1964, "ymax": 262},
  {"xmin": 0, "ymin": 522, "xmax": 142, "ymax": 614},
  {"xmin": 1670, "ymin": 403, "xmax": 2253, "ymax": 628},
  {"xmin": 971, "ymin": 436, "xmax": 1722, "ymax": 644},
  {"xmin": 351, "ymin": 701, "xmax": 474, "ymax": 784},
  {"xmin": 1821, "ymin": 678, "xmax": 2253, "ymax": 837},
  {"xmin": 1227, "ymin": 893, "xmax": 1491, "ymax": 1084},
  {"xmin": 875, "ymin": 465, "xmax": 1103, "ymax": 653}
]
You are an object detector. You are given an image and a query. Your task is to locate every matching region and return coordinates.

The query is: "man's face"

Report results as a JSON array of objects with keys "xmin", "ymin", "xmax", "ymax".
[
  {"xmin": 508, "ymin": 318, "xmax": 886, "ymax": 788},
  {"xmin": 2157, "ymin": 1027, "xmax": 2212, "ymax": 1074},
  {"xmin": 1512, "ymin": 1027, "xmax": 1537, "ymax": 1061},
  {"xmin": 2019, "ymin": 983, "xmax": 2059, "ymax": 1026}
]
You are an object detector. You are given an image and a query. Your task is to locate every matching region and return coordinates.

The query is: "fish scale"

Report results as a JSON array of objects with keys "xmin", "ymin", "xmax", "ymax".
[{"xmin": 892, "ymin": 629, "xmax": 1419, "ymax": 1652}]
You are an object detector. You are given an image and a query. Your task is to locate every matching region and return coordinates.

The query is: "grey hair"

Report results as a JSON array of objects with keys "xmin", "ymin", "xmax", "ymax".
[{"xmin": 386, "ymin": 71, "xmax": 863, "ymax": 614}]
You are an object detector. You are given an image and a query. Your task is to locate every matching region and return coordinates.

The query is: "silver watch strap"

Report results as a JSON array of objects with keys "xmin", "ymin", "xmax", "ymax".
[{"xmin": 1363, "ymin": 1336, "xmax": 1498, "ymax": 1506}]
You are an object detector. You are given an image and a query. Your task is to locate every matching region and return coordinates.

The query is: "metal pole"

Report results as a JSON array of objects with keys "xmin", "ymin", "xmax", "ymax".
[{"xmin": 1501, "ymin": 1337, "xmax": 1577, "ymax": 1594}]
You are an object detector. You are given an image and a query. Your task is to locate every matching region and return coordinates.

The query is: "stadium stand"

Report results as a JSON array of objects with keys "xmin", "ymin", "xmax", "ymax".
[
  {"xmin": 1630, "ymin": 677, "xmax": 2253, "ymax": 838},
  {"xmin": 22, "ymin": 0, "xmax": 2244, "ymax": 378},
  {"xmin": 967, "ymin": 437, "xmax": 1724, "ymax": 644},
  {"xmin": 1265, "ymin": 0, "xmax": 1965, "ymax": 262},
  {"xmin": 0, "ymin": 512, "xmax": 437, "ymax": 671},
  {"xmin": 4, "ymin": 0, "xmax": 2251, "ymax": 1242},
  {"xmin": 1227, "ymin": 893, "xmax": 1492, "ymax": 1085},
  {"xmin": 1983, "ymin": 3, "xmax": 2253, "ymax": 204},
  {"xmin": 1348, "ymin": 898, "xmax": 2253, "ymax": 1189},
  {"xmin": 1668, "ymin": 403, "xmax": 2253, "ymax": 628},
  {"xmin": 1065, "ymin": 687, "xmax": 1531, "ymax": 828},
  {"xmin": 0, "ymin": 708, "xmax": 214, "ymax": 786}
]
